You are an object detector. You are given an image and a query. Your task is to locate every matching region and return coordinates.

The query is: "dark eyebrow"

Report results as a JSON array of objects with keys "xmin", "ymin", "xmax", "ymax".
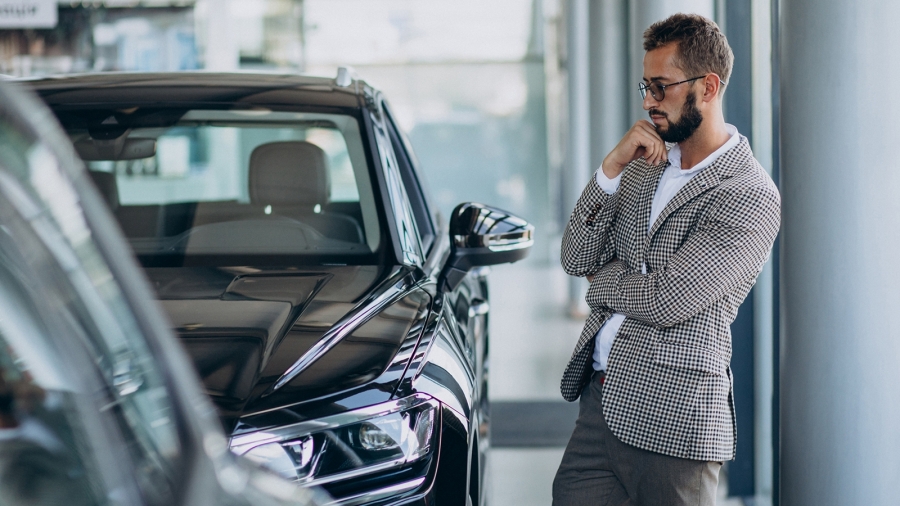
[{"xmin": 644, "ymin": 76, "xmax": 669, "ymax": 83}]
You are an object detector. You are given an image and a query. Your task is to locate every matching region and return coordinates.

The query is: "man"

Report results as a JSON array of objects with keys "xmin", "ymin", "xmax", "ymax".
[{"xmin": 552, "ymin": 13, "xmax": 780, "ymax": 506}]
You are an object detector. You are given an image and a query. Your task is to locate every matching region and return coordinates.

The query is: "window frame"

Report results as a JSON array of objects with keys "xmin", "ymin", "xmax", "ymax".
[
  {"xmin": 382, "ymin": 104, "xmax": 438, "ymax": 255},
  {"xmin": 367, "ymin": 96, "xmax": 424, "ymax": 267}
]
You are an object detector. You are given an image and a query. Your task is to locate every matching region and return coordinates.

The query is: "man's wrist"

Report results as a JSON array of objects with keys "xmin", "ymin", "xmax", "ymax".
[
  {"xmin": 595, "ymin": 163, "xmax": 623, "ymax": 194},
  {"xmin": 601, "ymin": 156, "xmax": 625, "ymax": 179}
]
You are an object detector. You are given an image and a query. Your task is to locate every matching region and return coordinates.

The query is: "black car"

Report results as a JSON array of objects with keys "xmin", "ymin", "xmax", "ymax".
[
  {"xmin": 27, "ymin": 70, "xmax": 534, "ymax": 506},
  {"xmin": 0, "ymin": 81, "xmax": 326, "ymax": 505}
]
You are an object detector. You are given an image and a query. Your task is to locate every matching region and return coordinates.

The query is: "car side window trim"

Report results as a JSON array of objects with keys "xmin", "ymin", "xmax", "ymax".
[
  {"xmin": 370, "ymin": 98, "xmax": 424, "ymax": 267},
  {"xmin": 381, "ymin": 105, "xmax": 437, "ymax": 243}
]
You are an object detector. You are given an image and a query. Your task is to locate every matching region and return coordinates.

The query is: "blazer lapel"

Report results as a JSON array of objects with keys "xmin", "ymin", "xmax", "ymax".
[
  {"xmin": 643, "ymin": 158, "xmax": 722, "ymax": 255},
  {"xmin": 632, "ymin": 161, "xmax": 665, "ymax": 268},
  {"xmin": 642, "ymin": 136, "xmax": 754, "ymax": 254}
]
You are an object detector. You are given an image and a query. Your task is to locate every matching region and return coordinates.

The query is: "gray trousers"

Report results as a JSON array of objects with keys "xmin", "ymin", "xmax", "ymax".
[{"xmin": 552, "ymin": 372, "xmax": 722, "ymax": 506}]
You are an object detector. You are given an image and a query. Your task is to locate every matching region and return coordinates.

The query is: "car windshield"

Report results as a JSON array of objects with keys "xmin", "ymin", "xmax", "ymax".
[{"xmin": 56, "ymin": 108, "xmax": 382, "ymax": 264}]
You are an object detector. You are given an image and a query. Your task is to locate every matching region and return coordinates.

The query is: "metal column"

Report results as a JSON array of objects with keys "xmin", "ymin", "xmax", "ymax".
[
  {"xmin": 723, "ymin": 0, "xmax": 757, "ymax": 496},
  {"xmin": 564, "ymin": 0, "xmax": 591, "ymax": 209},
  {"xmin": 589, "ymin": 0, "xmax": 629, "ymax": 172},
  {"xmin": 780, "ymin": 0, "xmax": 900, "ymax": 503},
  {"xmin": 750, "ymin": 0, "xmax": 775, "ymax": 502},
  {"xmin": 565, "ymin": 0, "xmax": 630, "ymax": 313},
  {"xmin": 564, "ymin": 0, "xmax": 591, "ymax": 311}
]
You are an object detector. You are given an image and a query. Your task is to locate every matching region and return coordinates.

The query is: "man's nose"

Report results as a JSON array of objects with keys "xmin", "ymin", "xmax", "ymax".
[{"xmin": 643, "ymin": 91, "xmax": 659, "ymax": 110}]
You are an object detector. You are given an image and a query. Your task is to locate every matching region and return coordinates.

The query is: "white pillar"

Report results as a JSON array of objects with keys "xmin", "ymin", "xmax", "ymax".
[
  {"xmin": 780, "ymin": 0, "xmax": 900, "ymax": 503},
  {"xmin": 199, "ymin": 0, "xmax": 239, "ymax": 71},
  {"xmin": 565, "ymin": 0, "xmax": 591, "ymax": 208}
]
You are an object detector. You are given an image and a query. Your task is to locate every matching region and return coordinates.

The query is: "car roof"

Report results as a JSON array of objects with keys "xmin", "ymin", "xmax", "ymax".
[{"xmin": 21, "ymin": 71, "xmax": 370, "ymax": 109}]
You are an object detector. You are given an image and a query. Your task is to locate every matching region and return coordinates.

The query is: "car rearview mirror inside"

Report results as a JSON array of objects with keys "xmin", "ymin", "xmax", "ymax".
[{"xmin": 75, "ymin": 137, "xmax": 156, "ymax": 161}]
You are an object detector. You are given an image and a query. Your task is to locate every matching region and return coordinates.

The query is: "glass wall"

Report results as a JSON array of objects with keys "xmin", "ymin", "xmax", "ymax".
[
  {"xmin": 0, "ymin": 4, "xmax": 197, "ymax": 75},
  {"xmin": 0, "ymin": 0, "xmax": 302, "ymax": 76},
  {"xmin": 303, "ymin": 0, "xmax": 553, "ymax": 261}
]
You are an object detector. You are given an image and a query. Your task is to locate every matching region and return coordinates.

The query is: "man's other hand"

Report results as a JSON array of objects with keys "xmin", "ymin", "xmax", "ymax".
[
  {"xmin": 601, "ymin": 120, "xmax": 667, "ymax": 179},
  {"xmin": 586, "ymin": 257, "xmax": 618, "ymax": 283}
]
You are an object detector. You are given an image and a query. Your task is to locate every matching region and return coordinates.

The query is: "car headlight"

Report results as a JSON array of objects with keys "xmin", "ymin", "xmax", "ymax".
[{"xmin": 230, "ymin": 394, "xmax": 438, "ymax": 486}]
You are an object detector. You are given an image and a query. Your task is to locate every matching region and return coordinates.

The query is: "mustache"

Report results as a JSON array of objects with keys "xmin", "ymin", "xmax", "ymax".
[{"xmin": 649, "ymin": 109, "xmax": 668, "ymax": 118}]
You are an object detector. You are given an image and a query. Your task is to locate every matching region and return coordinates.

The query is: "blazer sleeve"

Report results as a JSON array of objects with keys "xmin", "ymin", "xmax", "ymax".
[
  {"xmin": 560, "ymin": 175, "xmax": 619, "ymax": 278},
  {"xmin": 591, "ymin": 184, "xmax": 781, "ymax": 327}
]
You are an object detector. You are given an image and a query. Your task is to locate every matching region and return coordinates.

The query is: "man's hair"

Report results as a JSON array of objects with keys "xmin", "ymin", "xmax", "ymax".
[{"xmin": 643, "ymin": 13, "xmax": 733, "ymax": 95}]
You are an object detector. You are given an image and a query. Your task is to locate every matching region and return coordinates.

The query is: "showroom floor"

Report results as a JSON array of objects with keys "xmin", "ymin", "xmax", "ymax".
[{"xmin": 486, "ymin": 261, "xmax": 743, "ymax": 506}]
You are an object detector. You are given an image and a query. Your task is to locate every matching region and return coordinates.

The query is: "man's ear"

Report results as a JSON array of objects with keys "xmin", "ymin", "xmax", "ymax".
[{"xmin": 701, "ymin": 74, "xmax": 722, "ymax": 103}]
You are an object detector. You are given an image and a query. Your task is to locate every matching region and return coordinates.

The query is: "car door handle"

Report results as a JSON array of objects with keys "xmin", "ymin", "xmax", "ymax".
[{"xmin": 468, "ymin": 300, "xmax": 489, "ymax": 318}]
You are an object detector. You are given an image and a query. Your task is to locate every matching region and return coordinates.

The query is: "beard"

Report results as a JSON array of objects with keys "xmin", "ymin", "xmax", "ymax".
[{"xmin": 651, "ymin": 91, "xmax": 703, "ymax": 143}]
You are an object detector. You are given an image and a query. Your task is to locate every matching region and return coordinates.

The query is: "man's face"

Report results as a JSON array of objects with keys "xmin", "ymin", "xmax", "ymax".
[{"xmin": 642, "ymin": 44, "xmax": 704, "ymax": 143}]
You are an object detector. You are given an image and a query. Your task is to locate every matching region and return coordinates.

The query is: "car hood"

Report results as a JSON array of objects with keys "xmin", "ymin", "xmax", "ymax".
[{"xmin": 145, "ymin": 265, "xmax": 406, "ymax": 419}]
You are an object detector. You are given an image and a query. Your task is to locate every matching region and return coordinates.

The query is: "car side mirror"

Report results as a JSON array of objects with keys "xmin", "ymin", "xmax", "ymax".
[{"xmin": 439, "ymin": 202, "xmax": 534, "ymax": 291}]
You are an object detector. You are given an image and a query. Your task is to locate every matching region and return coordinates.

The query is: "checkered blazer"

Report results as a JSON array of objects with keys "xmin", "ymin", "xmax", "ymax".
[{"xmin": 559, "ymin": 136, "xmax": 780, "ymax": 462}]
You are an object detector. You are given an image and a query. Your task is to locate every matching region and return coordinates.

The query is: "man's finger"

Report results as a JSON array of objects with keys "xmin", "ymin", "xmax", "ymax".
[
  {"xmin": 636, "ymin": 131, "xmax": 664, "ymax": 164},
  {"xmin": 637, "ymin": 120, "xmax": 663, "ymax": 140}
]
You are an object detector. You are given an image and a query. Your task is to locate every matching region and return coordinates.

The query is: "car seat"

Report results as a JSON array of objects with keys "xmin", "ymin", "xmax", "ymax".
[{"xmin": 248, "ymin": 141, "xmax": 364, "ymax": 243}]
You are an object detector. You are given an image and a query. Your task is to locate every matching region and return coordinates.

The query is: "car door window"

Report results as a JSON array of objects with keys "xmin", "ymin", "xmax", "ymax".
[
  {"xmin": 383, "ymin": 107, "xmax": 437, "ymax": 253},
  {"xmin": 0, "ymin": 173, "xmax": 142, "ymax": 505}
]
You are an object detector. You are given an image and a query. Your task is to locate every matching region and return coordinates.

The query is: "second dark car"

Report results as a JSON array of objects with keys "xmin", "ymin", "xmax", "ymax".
[
  {"xmin": 0, "ymin": 79, "xmax": 328, "ymax": 506},
  {"xmin": 27, "ymin": 70, "xmax": 533, "ymax": 506}
]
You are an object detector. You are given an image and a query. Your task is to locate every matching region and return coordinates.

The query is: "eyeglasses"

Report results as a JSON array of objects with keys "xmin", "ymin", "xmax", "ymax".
[{"xmin": 639, "ymin": 76, "xmax": 725, "ymax": 101}]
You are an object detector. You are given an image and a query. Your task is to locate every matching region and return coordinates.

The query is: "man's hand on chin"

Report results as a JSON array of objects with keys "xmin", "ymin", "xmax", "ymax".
[{"xmin": 602, "ymin": 120, "xmax": 667, "ymax": 178}]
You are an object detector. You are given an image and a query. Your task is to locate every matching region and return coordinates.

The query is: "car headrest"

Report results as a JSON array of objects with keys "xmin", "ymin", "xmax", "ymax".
[
  {"xmin": 249, "ymin": 141, "xmax": 329, "ymax": 207},
  {"xmin": 87, "ymin": 170, "xmax": 119, "ymax": 211}
]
